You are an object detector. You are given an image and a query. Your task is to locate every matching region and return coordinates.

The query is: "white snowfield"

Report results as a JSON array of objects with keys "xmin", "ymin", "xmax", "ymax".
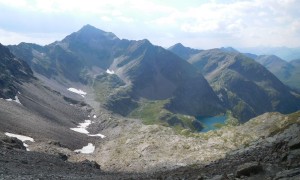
[
  {"xmin": 5, "ymin": 132, "xmax": 34, "ymax": 151},
  {"xmin": 106, "ymin": 69, "xmax": 115, "ymax": 74},
  {"xmin": 5, "ymin": 96, "xmax": 22, "ymax": 105},
  {"xmin": 70, "ymin": 119, "xmax": 106, "ymax": 138},
  {"xmin": 74, "ymin": 143, "xmax": 95, "ymax": 154},
  {"xmin": 67, "ymin": 88, "xmax": 87, "ymax": 97}
]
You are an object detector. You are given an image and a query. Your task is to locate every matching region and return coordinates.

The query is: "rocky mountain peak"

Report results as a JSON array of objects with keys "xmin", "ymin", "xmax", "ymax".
[
  {"xmin": 219, "ymin": 47, "xmax": 239, "ymax": 53},
  {"xmin": 62, "ymin": 25, "xmax": 119, "ymax": 44},
  {"xmin": 169, "ymin": 43, "xmax": 185, "ymax": 49},
  {"xmin": 168, "ymin": 43, "xmax": 201, "ymax": 60}
]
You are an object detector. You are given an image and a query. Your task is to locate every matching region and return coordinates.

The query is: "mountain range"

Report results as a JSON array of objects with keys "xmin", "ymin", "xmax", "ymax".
[
  {"xmin": 205, "ymin": 47, "xmax": 300, "ymax": 92},
  {"xmin": 9, "ymin": 25, "xmax": 225, "ymax": 131},
  {"xmin": 4, "ymin": 25, "xmax": 300, "ymax": 126},
  {"xmin": 1, "ymin": 24, "xmax": 300, "ymax": 178},
  {"xmin": 8, "ymin": 25, "xmax": 300, "ymax": 124},
  {"xmin": 169, "ymin": 43, "xmax": 300, "ymax": 121},
  {"xmin": 238, "ymin": 46, "xmax": 300, "ymax": 61}
]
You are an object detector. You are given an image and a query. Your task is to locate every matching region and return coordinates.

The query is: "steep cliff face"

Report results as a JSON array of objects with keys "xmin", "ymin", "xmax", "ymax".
[{"xmin": 0, "ymin": 43, "xmax": 33, "ymax": 99}]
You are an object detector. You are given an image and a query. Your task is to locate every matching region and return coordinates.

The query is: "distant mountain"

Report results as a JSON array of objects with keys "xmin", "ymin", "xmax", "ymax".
[
  {"xmin": 283, "ymin": 59, "xmax": 300, "ymax": 91},
  {"xmin": 242, "ymin": 53, "xmax": 258, "ymax": 59},
  {"xmin": 168, "ymin": 44, "xmax": 300, "ymax": 121},
  {"xmin": 187, "ymin": 49, "xmax": 300, "ymax": 121},
  {"xmin": 9, "ymin": 25, "xmax": 225, "ymax": 130},
  {"xmin": 168, "ymin": 43, "xmax": 201, "ymax": 60},
  {"xmin": 219, "ymin": 47, "xmax": 239, "ymax": 53},
  {"xmin": 0, "ymin": 43, "xmax": 33, "ymax": 99},
  {"xmin": 238, "ymin": 47, "xmax": 300, "ymax": 61},
  {"xmin": 255, "ymin": 55, "xmax": 293, "ymax": 79},
  {"xmin": 255, "ymin": 55, "xmax": 300, "ymax": 91},
  {"xmin": 289, "ymin": 59, "xmax": 300, "ymax": 91}
]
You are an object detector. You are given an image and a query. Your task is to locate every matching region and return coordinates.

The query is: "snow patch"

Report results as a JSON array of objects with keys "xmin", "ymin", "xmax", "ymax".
[
  {"xmin": 74, "ymin": 143, "xmax": 95, "ymax": 154},
  {"xmin": 78, "ymin": 120, "xmax": 92, "ymax": 129},
  {"xmin": 70, "ymin": 127, "xmax": 89, "ymax": 134},
  {"xmin": 70, "ymin": 120, "xmax": 91, "ymax": 134},
  {"xmin": 93, "ymin": 115, "xmax": 97, "ymax": 118},
  {"xmin": 67, "ymin": 88, "xmax": 87, "ymax": 97},
  {"xmin": 5, "ymin": 132, "xmax": 34, "ymax": 151},
  {"xmin": 70, "ymin": 119, "xmax": 105, "ymax": 138},
  {"xmin": 5, "ymin": 96, "xmax": 21, "ymax": 104},
  {"xmin": 5, "ymin": 133, "xmax": 34, "ymax": 142},
  {"xmin": 14, "ymin": 96, "xmax": 21, "ymax": 104},
  {"xmin": 106, "ymin": 69, "xmax": 115, "ymax": 74},
  {"xmin": 88, "ymin": 134, "xmax": 106, "ymax": 138}
]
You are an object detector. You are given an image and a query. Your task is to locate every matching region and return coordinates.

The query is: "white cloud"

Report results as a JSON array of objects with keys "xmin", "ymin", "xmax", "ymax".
[
  {"xmin": 149, "ymin": 0, "xmax": 300, "ymax": 48},
  {"xmin": 101, "ymin": 16, "xmax": 112, "ymax": 22},
  {"xmin": 117, "ymin": 16, "xmax": 134, "ymax": 23},
  {"xmin": 129, "ymin": 0, "xmax": 175, "ymax": 14},
  {"xmin": 0, "ymin": 28, "xmax": 67, "ymax": 45},
  {"xmin": 0, "ymin": 0, "xmax": 299, "ymax": 48}
]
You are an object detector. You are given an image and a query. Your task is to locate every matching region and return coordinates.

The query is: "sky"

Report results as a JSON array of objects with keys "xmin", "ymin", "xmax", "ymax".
[{"xmin": 0, "ymin": 0, "xmax": 299, "ymax": 49}]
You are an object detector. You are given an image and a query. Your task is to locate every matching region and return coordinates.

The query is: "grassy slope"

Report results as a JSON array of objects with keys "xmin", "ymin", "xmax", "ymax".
[{"xmin": 129, "ymin": 99, "xmax": 199, "ymax": 132}]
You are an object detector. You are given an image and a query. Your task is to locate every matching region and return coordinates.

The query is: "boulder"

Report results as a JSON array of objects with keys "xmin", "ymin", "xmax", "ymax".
[
  {"xmin": 2, "ymin": 137, "xmax": 26, "ymax": 150},
  {"xmin": 81, "ymin": 160, "xmax": 101, "ymax": 170},
  {"xmin": 235, "ymin": 162, "xmax": 263, "ymax": 178},
  {"xmin": 48, "ymin": 141, "xmax": 62, "ymax": 147},
  {"xmin": 288, "ymin": 137, "xmax": 300, "ymax": 150},
  {"xmin": 58, "ymin": 153, "xmax": 68, "ymax": 161}
]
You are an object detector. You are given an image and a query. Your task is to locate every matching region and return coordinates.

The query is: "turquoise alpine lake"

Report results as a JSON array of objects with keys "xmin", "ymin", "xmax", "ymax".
[{"xmin": 197, "ymin": 116, "xmax": 227, "ymax": 132}]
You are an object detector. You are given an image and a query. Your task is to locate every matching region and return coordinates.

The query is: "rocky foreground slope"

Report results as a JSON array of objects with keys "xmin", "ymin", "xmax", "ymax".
[
  {"xmin": 1, "ymin": 111, "xmax": 299, "ymax": 179},
  {"xmin": 152, "ymin": 114, "xmax": 300, "ymax": 179}
]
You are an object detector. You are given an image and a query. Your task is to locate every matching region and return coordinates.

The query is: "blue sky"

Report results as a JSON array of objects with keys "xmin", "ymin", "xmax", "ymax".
[{"xmin": 0, "ymin": 0, "xmax": 299, "ymax": 49}]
